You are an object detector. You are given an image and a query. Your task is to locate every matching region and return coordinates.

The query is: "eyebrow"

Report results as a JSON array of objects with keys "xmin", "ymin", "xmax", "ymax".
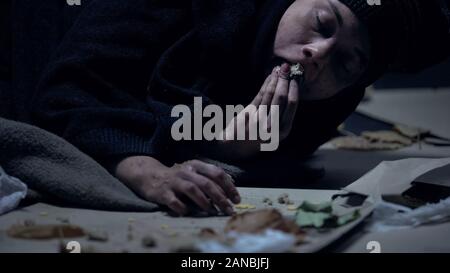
[{"xmin": 327, "ymin": 0, "xmax": 343, "ymax": 27}]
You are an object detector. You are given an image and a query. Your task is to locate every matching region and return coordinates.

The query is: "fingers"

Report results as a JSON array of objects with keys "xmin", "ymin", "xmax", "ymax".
[
  {"xmin": 281, "ymin": 77, "xmax": 300, "ymax": 136},
  {"xmin": 186, "ymin": 171, "xmax": 235, "ymax": 215},
  {"xmin": 190, "ymin": 160, "xmax": 241, "ymax": 204},
  {"xmin": 172, "ymin": 177, "xmax": 213, "ymax": 213},
  {"xmin": 251, "ymin": 73, "xmax": 271, "ymax": 106},
  {"xmin": 169, "ymin": 160, "xmax": 240, "ymax": 216},
  {"xmin": 259, "ymin": 63, "xmax": 291, "ymax": 131},
  {"xmin": 161, "ymin": 191, "xmax": 188, "ymax": 216},
  {"xmin": 260, "ymin": 67, "xmax": 279, "ymax": 106},
  {"xmin": 271, "ymin": 63, "xmax": 290, "ymax": 115}
]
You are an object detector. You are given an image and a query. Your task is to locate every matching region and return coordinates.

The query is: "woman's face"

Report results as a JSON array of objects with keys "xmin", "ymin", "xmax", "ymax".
[{"xmin": 274, "ymin": 0, "xmax": 370, "ymax": 100}]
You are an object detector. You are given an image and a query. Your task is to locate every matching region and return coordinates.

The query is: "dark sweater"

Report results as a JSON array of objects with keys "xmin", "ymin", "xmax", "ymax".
[{"xmin": 1, "ymin": 0, "xmax": 364, "ymax": 169}]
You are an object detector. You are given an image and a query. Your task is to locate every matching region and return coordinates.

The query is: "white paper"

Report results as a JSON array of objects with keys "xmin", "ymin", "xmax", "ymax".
[
  {"xmin": 344, "ymin": 157, "xmax": 450, "ymax": 202},
  {"xmin": 0, "ymin": 166, "xmax": 27, "ymax": 215}
]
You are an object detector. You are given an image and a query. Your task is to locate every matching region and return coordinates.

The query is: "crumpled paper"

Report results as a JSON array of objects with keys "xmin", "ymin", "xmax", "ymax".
[
  {"xmin": 197, "ymin": 229, "xmax": 296, "ymax": 253},
  {"xmin": 366, "ymin": 198, "xmax": 450, "ymax": 232},
  {"xmin": 366, "ymin": 198, "xmax": 450, "ymax": 233},
  {"xmin": 342, "ymin": 157, "xmax": 450, "ymax": 233},
  {"xmin": 0, "ymin": 166, "xmax": 27, "ymax": 215}
]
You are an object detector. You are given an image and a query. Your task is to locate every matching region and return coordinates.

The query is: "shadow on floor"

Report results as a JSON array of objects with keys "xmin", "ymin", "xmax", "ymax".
[{"xmin": 238, "ymin": 149, "xmax": 445, "ymax": 190}]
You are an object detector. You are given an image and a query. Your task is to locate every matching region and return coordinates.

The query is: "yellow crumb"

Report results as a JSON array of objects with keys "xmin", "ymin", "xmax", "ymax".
[
  {"xmin": 235, "ymin": 204, "xmax": 256, "ymax": 210},
  {"xmin": 287, "ymin": 205, "xmax": 298, "ymax": 211}
]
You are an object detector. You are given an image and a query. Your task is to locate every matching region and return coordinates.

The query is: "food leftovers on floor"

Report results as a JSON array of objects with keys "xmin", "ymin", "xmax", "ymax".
[
  {"xmin": 7, "ymin": 224, "xmax": 85, "ymax": 240},
  {"xmin": 295, "ymin": 201, "xmax": 360, "ymax": 228}
]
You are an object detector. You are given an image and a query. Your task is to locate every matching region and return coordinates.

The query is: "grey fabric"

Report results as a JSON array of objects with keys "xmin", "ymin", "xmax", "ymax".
[{"xmin": 0, "ymin": 117, "xmax": 158, "ymax": 212}]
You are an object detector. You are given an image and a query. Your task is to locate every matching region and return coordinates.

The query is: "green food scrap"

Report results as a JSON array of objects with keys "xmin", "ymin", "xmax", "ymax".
[
  {"xmin": 299, "ymin": 201, "xmax": 333, "ymax": 213},
  {"xmin": 296, "ymin": 210, "xmax": 333, "ymax": 228},
  {"xmin": 295, "ymin": 201, "xmax": 360, "ymax": 228},
  {"xmin": 336, "ymin": 210, "xmax": 361, "ymax": 226}
]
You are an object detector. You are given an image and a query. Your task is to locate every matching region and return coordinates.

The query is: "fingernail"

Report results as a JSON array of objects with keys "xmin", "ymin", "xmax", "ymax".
[
  {"xmin": 273, "ymin": 66, "xmax": 280, "ymax": 74},
  {"xmin": 281, "ymin": 63, "xmax": 290, "ymax": 74}
]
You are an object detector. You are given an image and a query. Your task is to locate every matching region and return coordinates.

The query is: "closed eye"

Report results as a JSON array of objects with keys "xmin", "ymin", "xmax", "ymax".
[{"xmin": 315, "ymin": 11, "xmax": 333, "ymax": 38}]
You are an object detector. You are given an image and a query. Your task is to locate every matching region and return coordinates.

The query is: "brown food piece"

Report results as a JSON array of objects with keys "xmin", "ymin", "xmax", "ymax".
[
  {"xmin": 8, "ymin": 224, "xmax": 85, "ymax": 240},
  {"xmin": 331, "ymin": 136, "xmax": 406, "ymax": 150},
  {"xmin": 198, "ymin": 228, "xmax": 218, "ymax": 239},
  {"xmin": 394, "ymin": 124, "xmax": 429, "ymax": 139},
  {"xmin": 225, "ymin": 209, "xmax": 304, "ymax": 242},
  {"xmin": 362, "ymin": 130, "xmax": 413, "ymax": 145}
]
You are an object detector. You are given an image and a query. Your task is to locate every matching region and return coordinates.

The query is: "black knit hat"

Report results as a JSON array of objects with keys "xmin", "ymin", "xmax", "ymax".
[{"xmin": 338, "ymin": 0, "xmax": 450, "ymax": 88}]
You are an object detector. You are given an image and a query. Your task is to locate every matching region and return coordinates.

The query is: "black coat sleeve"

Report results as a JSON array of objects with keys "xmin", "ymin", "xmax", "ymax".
[{"xmin": 32, "ymin": 0, "xmax": 191, "ymax": 166}]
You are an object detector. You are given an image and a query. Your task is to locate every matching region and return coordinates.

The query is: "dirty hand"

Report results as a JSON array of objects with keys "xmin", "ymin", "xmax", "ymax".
[
  {"xmin": 115, "ymin": 156, "xmax": 241, "ymax": 216},
  {"xmin": 218, "ymin": 63, "xmax": 300, "ymax": 158}
]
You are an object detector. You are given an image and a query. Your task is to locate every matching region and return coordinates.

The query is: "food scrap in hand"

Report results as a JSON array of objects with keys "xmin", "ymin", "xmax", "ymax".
[{"xmin": 290, "ymin": 63, "xmax": 304, "ymax": 78}]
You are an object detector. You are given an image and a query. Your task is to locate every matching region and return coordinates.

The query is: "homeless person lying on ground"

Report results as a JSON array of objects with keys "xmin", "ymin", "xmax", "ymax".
[{"xmin": 2, "ymin": 0, "xmax": 449, "ymax": 216}]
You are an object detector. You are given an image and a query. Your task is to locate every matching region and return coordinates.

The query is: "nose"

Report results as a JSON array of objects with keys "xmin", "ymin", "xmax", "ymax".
[{"xmin": 301, "ymin": 39, "xmax": 336, "ymax": 73}]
